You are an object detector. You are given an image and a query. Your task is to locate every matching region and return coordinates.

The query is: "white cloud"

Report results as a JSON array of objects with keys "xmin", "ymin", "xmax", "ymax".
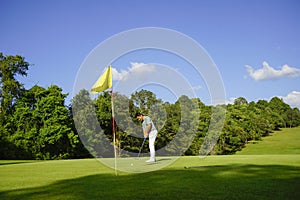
[
  {"xmin": 111, "ymin": 67, "xmax": 127, "ymax": 81},
  {"xmin": 245, "ymin": 61, "xmax": 300, "ymax": 81},
  {"xmin": 112, "ymin": 62, "xmax": 156, "ymax": 81},
  {"xmin": 279, "ymin": 91, "xmax": 300, "ymax": 108},
  {"xmin": 190, "ymin": 85, "xmax": 202, "ymax": 91}
]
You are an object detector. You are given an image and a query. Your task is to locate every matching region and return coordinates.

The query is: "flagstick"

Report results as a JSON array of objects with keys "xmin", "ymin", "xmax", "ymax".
[
  {"xmin": 111, "ymin": 87, "xmax": 118, "ymax": 176},
  {"xmin": 91, "ymin": 66, "xmax": 116, "ymax": 175}
]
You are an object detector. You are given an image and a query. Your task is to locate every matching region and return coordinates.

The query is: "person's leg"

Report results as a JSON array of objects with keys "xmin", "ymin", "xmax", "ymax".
[{"xmin": 147, "ymin": 130, "xmax": 157, "ymax": 162}]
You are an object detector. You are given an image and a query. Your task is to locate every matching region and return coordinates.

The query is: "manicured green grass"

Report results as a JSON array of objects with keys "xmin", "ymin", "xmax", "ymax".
[
  {"xmin": 1, "ymin": 128, "xmax": 300, "ymax": 200},
  {"xmin": 236, "ymin": 127, "xmax": 300, "ymax": 155},
  {"xmin": 1, "ymin": 156, "xmax": 299, "ymax": 200}
]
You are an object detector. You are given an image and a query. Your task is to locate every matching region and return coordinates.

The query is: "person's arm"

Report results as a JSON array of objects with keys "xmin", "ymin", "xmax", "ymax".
[{"xmin": 144, "ymin": 123, "xmax": 152, "ymax": 138}]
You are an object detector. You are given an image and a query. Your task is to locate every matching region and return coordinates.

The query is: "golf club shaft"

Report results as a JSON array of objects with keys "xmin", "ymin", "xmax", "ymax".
[{"xmin": 137, "ymin": 138, "xmax": 146, "ymax": 158}]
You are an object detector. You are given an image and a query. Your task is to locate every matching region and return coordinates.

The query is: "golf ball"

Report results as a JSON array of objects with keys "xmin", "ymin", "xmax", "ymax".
[{"xmin": 131, "ymin": 163, "xmax": 133, "ymax": 166}]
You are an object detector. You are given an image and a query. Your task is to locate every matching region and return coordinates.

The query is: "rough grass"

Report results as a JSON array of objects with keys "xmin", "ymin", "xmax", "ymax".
[{"xmin": 1, "ymin": 128, "xmax": 300, "ymax": 200}]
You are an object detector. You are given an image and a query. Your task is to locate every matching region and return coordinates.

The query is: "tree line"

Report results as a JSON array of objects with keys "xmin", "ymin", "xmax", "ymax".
[{"xmin": 1, "ymin": 53, "xmax": 300, "ymax": 159}]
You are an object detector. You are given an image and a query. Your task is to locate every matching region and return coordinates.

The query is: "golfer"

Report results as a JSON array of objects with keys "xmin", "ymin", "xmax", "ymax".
[{"xmin": 135, "ymin": 113, "xmax": 157, "ymax": 162}]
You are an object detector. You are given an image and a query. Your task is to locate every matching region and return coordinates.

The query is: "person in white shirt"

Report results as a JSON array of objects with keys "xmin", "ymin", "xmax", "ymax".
[{"xmin": 135, "ymin": 113, "xmax": 158, "ymax": 162}]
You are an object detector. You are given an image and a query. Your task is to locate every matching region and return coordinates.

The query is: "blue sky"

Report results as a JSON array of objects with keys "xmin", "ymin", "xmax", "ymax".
[{"xmin": 1, "ymin": 0, "xmax": 300, "ymax": 107}]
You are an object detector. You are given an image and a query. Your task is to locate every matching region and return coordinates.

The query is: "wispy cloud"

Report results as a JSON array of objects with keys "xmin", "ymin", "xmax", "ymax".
[
  {"xmin": 245, "ymin": 61, "xmax": 300, "ymax": 81},
  {"xmin": 190, "ymin": 85, "xmax": 202, "ymax": 91},
  {"xmin": 112, "ymin": 62, "xmax": 156, "ymax": 81},
  {"xmin": 278, "ymin": 91, "xmax": 300, "ymax": 108}
]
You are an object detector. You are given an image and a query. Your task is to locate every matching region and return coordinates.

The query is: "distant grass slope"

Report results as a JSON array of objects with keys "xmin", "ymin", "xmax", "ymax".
[{"xmin": 236, "ymin": 127, "xmax": 300, "ymax": 155}]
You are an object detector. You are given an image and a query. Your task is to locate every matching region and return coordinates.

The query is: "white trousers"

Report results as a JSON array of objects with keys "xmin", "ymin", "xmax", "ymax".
[{"xmin": 148, "ymin": 130, "xmax": 158, "ymax": 160}]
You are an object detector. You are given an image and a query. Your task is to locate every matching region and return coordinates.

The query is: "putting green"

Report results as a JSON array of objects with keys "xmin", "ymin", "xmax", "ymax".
[{"xmin": 98, "ymin": 156, "xmax": 178, "ymax": 173}]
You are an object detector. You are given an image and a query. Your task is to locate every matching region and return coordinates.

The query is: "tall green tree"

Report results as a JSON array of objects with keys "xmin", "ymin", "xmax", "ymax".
[
  {"xmin": 285, "ymin": 108, "xmax": 300, "ymax": 128},
  {"xmin": 164, "ymin": 95, "xmax": 200, "ymax": 155},
  {"xmin": 130, "ymin": 89, "xmax": 161, "ymax": 115},
  {"xmin": 9, "ymin": 86, "xmax": 43, "ymax": 159},
  {"xmin": 11, "ymin": 85, "xmax": 79, "ymax": 159},
  {"xmin": 34, "ymin": 85, "xmax": 79, "ymax": 159},
  {"xmin": 0, "ymin": 53, "xmax": 30, "ymax": 120},
  {"xmin": 0, "ymin": 53, "xmax": 31, "ymax": 158}
]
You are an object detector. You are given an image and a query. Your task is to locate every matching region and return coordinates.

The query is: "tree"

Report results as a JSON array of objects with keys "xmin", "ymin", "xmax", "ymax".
[
  {"xmin": 34, "ymin": 85, "xmax": 79, "ymax": 159},
  {"xmin": 130, "ymin": 89, "xmax": 161, "ymax": 115},
  {"xmin": 11, "ymin": 85, "xmax": 79, "ymax": 159},
  {"xmin": 164, "ymin": 95, "xmax": 200, "ymax": 156},
  {"xmin": 0, "ymin": 53, "xmax": 31, "ymax": 158},
  {"xmin": 216, "ymin": 104, "xmax": 247, "ymax": 154},
  {"xmin": 113, "ymin": 92, "xmax": 140, "ymax": 155},
  {"xmin": 94, "ymin": 91, "xmax": 128, "ymax": 156},
  {"xmin": 72, "ymin": 90, "xmax": 113, "ymax": 158},
  {"xmin": 234, "ymin": 97, "xmax": 248, "ymax": 105},
  {"xmin": 9, "ymin": 86, "xmax": 42, "ymax": 159},
  {"xmin": 285, "ymin": 108, "xmax": 300, "ymax": 128},
  {"xmin": 0, "ymin": 53, "xmax": 30, "ymax": 120},
  {"xmin": 185, "ymin": 98, "xmax": 209, "ymax": 155}
]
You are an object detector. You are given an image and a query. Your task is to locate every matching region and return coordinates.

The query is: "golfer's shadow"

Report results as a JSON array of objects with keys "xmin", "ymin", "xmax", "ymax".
[
  {"xmin": 156, "ymin": 158, "xmax": 172, "ymax": 162},
  {"xmin": 145, "ymin": 158, "xmax": 173, "ymax": 165}
]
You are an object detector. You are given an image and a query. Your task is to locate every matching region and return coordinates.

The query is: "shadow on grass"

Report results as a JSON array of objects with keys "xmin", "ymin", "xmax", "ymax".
[{"xmin": 1, "ymin": 164, "xmax": 299, "ymax": 200}]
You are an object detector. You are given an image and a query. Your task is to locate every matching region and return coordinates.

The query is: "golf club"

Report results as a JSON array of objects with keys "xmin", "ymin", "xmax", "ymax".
[{"xmin": 137, "ymin": 137, "xmax": 147, "ymax": 159}]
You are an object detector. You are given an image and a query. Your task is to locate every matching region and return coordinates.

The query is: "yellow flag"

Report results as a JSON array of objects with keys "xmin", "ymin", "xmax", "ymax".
[{"xmin": 91, "ymin": 66, "xmax": 112, "ymax": 94}]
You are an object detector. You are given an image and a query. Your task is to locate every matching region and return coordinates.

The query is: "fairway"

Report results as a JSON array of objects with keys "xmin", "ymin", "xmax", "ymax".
[
  {"xmin": 236, "ymin": 127, "xmax": 300, "ymax": 155},
  {"xmin": 1, "ymin": 128, "xmax": 300, "ymax": 200}
]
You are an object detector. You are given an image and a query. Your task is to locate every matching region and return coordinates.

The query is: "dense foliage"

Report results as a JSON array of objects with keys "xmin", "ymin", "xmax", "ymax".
[{"xmin": 1, "ymin": 53, "xmax": 300, "ymax": 159}]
